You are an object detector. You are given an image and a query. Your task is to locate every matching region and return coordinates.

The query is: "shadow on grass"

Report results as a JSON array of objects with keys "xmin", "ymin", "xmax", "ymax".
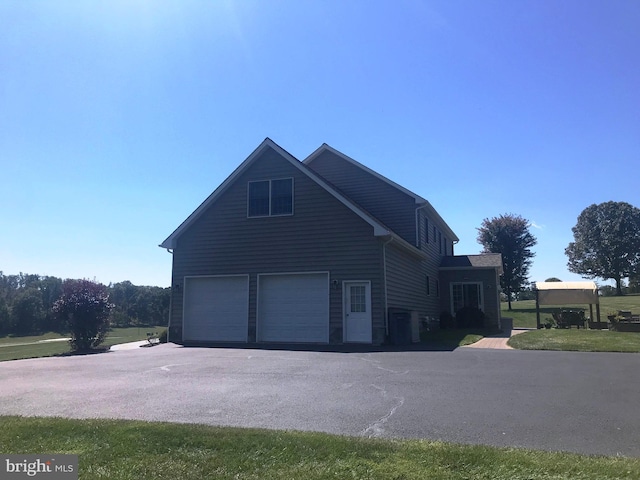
[{"xmin": 55, "ymin": 346, "xmax": 112, "ymax": 357}]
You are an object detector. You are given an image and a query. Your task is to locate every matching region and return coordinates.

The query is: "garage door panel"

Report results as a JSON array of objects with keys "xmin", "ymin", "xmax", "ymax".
[
  {"xmin": 183, "ymin": 276, "xmax": 249, "ymax": 342},
  {"xmin": 258, "ymin": 273, "xmax": 329, "ymax": 343}
]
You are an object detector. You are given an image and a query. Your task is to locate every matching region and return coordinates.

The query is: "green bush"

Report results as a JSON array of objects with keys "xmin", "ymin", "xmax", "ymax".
[
  {"xmin": 455, "ymin": 306, "xmax": 485, "ymax": 328},
  {"xmin": 158, "ymin": 328, "xmax": 168, "ymax": 343},
  {"xmin": 439, "ymin": 311, "xmax": 456, "ymax": 329}
]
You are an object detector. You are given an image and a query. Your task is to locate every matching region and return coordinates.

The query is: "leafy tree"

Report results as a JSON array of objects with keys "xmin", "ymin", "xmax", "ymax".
[
  {"xmin": 11, "ymin": 288, "xmax": 45, "ymax": 334},
  {"xmin": 477, "ymin": 213, "xmax": 537, "ymax": 310},
  {"xmin": 53, "ymin": 279, "xmax": 114, "ymax": 352},
  {"xmin": 565, "ymin": 201, "xmax": 640, "ymax": 296},
  {"xmin": 545, "ymin": 277, "xmax": 562, "ymax": 282}
]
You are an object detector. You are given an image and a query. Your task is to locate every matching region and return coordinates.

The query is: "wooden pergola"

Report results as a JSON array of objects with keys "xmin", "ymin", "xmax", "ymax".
[{"xmin": 533, "ymin": 281, "xmax": 600, "ymax": 328}]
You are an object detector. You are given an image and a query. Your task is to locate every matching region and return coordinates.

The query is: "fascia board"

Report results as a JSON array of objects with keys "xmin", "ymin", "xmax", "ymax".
[
  {"xmin": 160, "ymin": 139, "xmax": 391, "ymax": 249},
  {"xmin": 160, "ymin": 138, "xmax": 284, "ymax": 249},
  {"xmin": 304, "ymin": 144, "xmax": 459, "ymax": 242}
]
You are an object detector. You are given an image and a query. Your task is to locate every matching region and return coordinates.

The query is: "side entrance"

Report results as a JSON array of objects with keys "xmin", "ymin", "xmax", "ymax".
[{"xmin": 343, "ymin": 281, "xmax": 372, "ymax": 343}]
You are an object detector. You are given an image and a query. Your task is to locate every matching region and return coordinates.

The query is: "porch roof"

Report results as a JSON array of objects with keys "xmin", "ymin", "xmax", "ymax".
[{"xmin": 439, "ymin": 254, "xmax": 503, "ymax": 274}]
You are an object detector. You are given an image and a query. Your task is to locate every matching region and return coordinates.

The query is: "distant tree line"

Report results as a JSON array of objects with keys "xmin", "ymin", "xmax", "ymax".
[{"xmin": 0, "ymin": 272, "xmax": 170, "ymax": 335}]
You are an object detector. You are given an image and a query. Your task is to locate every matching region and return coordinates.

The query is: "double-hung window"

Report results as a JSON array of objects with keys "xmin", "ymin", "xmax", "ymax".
[{"xmin": 248, "ymin": 178, "xmax": 293, "ymax": 217}]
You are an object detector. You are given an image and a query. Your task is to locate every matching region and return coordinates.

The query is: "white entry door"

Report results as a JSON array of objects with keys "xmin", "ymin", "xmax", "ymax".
[{"xmin": 344, "ymin": 281, "xmax": 372, "ymax": 343}]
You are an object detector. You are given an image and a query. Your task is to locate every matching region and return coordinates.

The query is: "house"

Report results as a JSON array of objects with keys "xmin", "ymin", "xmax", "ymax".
[{"xmin": 160, "ymin": 138, "xmax": 503, "ymax": 345}]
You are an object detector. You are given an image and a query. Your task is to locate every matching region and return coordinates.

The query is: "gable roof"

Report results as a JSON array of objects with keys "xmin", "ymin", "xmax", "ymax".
[
  {"xmin": 160, "ymin": 138, "xmax": 424, "ymax": 254},
  {"xmin": 440, "ymin": 254, "xmax": 503, "ymax": 274},
  {"xmin": 303, "ymin": 143, "xmax": 459, "ymax": 242}
]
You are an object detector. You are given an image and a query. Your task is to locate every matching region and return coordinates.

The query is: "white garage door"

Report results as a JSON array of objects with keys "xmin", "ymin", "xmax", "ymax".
[
  {"xmin": 258, "ymin": 273, "xmax": 329, "ymax": 343},
  {"xmin": 183, "ymin": 276, "xmax": 249, "ymax": 342}
]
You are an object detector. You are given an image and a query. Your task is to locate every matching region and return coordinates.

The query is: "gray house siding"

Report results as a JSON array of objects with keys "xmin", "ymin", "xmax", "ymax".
[
  {"xmin": 439, "ymin": 269, "xmax": 501, "ymax": 329},
  {"xmin": 384, "ymin": 242, "xmax": 443, "ymax": 325},
  {"xmin": 169, "ymin": 146, "xmax": 385, "ymax": 344},
  {"xmin": 306, "ymin": 150, "xmax": 418, "ymax": 245}
]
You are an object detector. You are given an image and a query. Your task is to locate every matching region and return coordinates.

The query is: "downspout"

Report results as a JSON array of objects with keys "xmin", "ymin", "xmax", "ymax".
[
  {"xmin": 382, "ymin": 236, "xmax": 394, "ymax": 338},
  {"xmin": 414, "ymin": 203, "xmax": 430, "ymax": 247},
  {"xmin": 165, "ymin": 248, "xmax": 174, "ymax": 343}
]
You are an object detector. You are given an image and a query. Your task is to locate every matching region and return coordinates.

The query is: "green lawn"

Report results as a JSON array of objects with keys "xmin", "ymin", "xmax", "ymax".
[
  {"xmin": 421, "ymin": 328, "xmax": 486, "ymax": 348},
  {"xmin": 0, "ymin": 326, "xmax": 165, "ymax": 362},
  {"xmin": 508, "ymin": 329, "xmax": 640, "ymax": 352},
  {"xmin": 503, "ymin": 293, "xmax": 640, "ymax": 328},
  {"xmin": 0, "ymin": 417, "xmax": 638, "ymax": 479}
]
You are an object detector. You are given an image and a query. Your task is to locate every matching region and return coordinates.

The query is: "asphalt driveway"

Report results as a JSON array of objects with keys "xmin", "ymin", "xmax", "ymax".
[{"xmin": 0, "ymin": 344, "xmax": 639, "ymax": 457}]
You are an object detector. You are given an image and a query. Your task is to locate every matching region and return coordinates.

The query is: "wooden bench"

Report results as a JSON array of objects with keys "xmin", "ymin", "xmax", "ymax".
[{"xmin": 554, "ymin": 310, "xmax": 586, "ymax": 329}]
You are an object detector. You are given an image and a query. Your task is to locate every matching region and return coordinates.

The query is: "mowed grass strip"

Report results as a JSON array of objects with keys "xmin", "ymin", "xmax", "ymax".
[
  {"xmin": 421, "ymin": 328, "xmax": 486, "ymax": 348},
  {"xmin": 1, "ymin": 416, "xmax": 638, "ymax": 480},
  {"xmin": 508, "ymin": 329, "xmax": 640, "ymax": 352},
  {"xmin": 0, "ymin": 327, "xmax": 165, "ymax": 362}
]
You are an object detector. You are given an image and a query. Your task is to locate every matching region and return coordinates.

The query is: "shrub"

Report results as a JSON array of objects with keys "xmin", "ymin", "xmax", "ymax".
[
  {"xmin": 53, "ymin": 279, "xmax": 113, "ymax": 352},
  {"xmin": 455, "ymin": 306, "xmax": 485, "ymax": 328},
  {"xmin": 439, "ymin": 311, "xmax": 456, "ymax": 329},
  {"xmin": 158, "ymin": 328, "xmax": 168, "ymax": 343}
]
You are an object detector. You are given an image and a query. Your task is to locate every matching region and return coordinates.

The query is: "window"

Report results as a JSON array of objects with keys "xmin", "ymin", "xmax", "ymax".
[
  {"xmin": 426, "ymin": 275, "xmax": 430, "ymax": 296},
  {"xmin": 424, "ymin": 218, "xmax": 429, "ymax": 244},
  {"xmin": 248, "ymin": 178, "xmax": 293, "ymax": 217},
  {"xmin": 451, "ymin": 283, "xmax": 483, "ymax": 314},
  {"xmin": 435, "ymin": 279, "xmax": 440, "ymax": 297},
  {"xmin": 349, "ymin": 285, "xmax": 367, "ymax": 313},
  {"xmin": 437, "ymin": 231, "xmax": 442, "ymax": 254}
]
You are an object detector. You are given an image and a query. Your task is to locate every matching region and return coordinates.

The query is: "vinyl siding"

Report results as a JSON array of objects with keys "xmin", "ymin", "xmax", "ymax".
[
  {"xmin": 384, "ymin": 242, "xmax": 442, "ymax": 322},
  {"xmin": 306, "ymin": 150, "xmax": 417, "ymax": 244},
  {"xmin": 169, "ymin": 146, "xmax": 385, "ymax": 344}
]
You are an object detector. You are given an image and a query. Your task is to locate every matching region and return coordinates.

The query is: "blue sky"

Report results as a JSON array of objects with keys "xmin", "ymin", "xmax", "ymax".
[{"xmin": 1, "ymin": 0, "xmax": 638, "ymax": 287}]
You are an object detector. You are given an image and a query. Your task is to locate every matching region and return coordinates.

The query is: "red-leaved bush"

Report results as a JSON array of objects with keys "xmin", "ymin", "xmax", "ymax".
[{"xmin": 53, "ymin": 279, "xmax": 113, "ymax": 352}]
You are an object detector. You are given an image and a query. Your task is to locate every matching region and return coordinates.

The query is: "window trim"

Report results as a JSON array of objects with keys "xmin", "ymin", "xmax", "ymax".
[
  {"xmin": 450, "ymin": 281, "xmax": 484, "ymax": 314},
  {"xmin": 247, "ymin": 178, "xmax": 294, "ymax": 218},
  {"xmin": 424, "ymin": 218, "xmax": 429, "ymax": 244}
]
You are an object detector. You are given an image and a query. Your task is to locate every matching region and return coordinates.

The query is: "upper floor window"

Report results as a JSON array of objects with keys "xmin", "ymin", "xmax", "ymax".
[
  {"xmin": 424, "ymin": 218, "xmax": 429, "ymax": 244},
  {"xmin": 248, "ymin": 178, "xmax": 293, "ymax": 217}
]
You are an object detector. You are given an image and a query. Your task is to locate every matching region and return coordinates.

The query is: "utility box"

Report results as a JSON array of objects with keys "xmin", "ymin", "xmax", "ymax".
[{"xmin": 388, "ymin": 308, "xmax": 412, "ymax": 345}]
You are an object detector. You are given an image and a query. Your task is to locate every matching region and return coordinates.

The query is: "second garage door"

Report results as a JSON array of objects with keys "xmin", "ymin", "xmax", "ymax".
[{"xmin": 257, "ymin": 272, "xmax": 329, "ymax": 343}]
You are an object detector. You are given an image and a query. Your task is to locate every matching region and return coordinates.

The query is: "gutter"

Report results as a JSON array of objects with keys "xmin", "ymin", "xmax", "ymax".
[
  {"xmin": 382, "ymin": 236, "xmax": 394, "ymax": 337},
  {"xmin": 165, "ymin": 248, "xmax": 174, "ymax": 343}
]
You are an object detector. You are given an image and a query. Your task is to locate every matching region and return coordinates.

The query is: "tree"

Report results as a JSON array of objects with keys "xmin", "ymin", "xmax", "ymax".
[
  {"xmin": 477, "ymin": 214, "xmax": 537, "ymax": 310},
  {"xmin": 565, "ymin": 201, "xmax": 640, "ymax": 296},
  {"xmin": 545, "ymin": 277, "xmax": 562, "ymax": 282},
  {"xmin": 53, "ymin": 279, "xmax": 113, "ymax": 352},
  {"xmin": 11, "ymin": 288, "xmax": 45, "ymax": 334}
]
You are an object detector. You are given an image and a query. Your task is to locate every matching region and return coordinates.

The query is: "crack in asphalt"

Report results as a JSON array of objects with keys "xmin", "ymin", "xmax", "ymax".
[
  {"xmin": 359, "ymin": 383, "xmax": 405, "ymax": 438},
  {"xmin": 355, "ymin": 354, "xmax": 410, "ymax": 375}
]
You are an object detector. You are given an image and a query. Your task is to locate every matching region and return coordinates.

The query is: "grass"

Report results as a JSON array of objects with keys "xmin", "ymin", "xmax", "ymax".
[
  {"xmin": 503, "ymin": 293, "xmax": 640, "ymax": 328},
  {"xmin": 0, "ymin": 416, "xmax": 638, "ymax": 479},
  {"xmin": 421, "ymin": 328, "xmax": 487, "ymax": 348},
  {"xmin": 0, "ymin": 326, "xmax": 165, "ymax": 362},
  {"xmin": 508, "ymin": 329, "xmax": 640, "ymax": 352}
]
